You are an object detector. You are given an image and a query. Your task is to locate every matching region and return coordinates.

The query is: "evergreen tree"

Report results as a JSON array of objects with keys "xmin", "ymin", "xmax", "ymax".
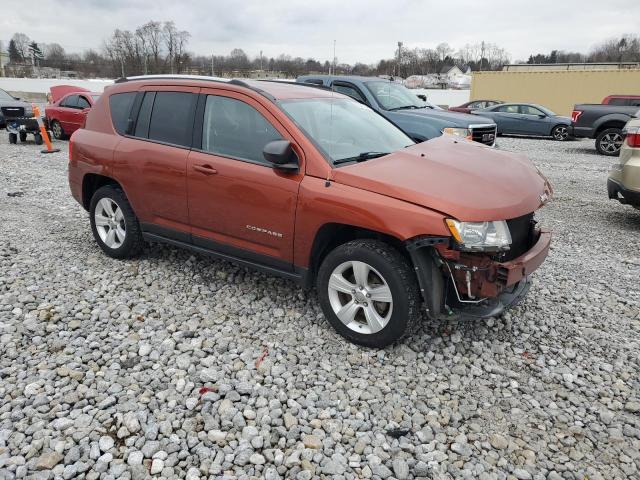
[{"xmin": 8, "ymin": 40, "xmax": 21, "ymax": 63}]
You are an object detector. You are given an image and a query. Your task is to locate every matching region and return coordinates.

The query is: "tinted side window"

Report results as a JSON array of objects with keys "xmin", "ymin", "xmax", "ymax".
[
  {"xmin": 77, "ymin": 96, "xmax": 91, "ymax": 109},
  {"xmin": 332, "ymin": 83, "xmax": 366, "ymax": 103},
  {"xmin": 134, "ymin": 92, "xmax": 155, "ymax": 138},
  {"xmin": 109, "ymin": 92, "xmax": 136, "ymax": 135},
  {"xmin": 608, "ymin": 98, "xmax": 626, "ymax": 106},
  {"xmin": 63, "ymin": 95, "xmax": 78, "ymax": 108},
  {"xmin": 304, "ymin": 79, "xmax": 324, "ymax": 85},
  {"xmin": 148, "ymin": 92, "xmax": 196, "ymax": 147},
  {"xmin": 202, "ymin": 95, "xmax": 282, "ymax": 164},
  {"xmin": 497, "ymin": 105, "xmax": 519, "ymax": 113},
  {"xmin": 520, "ymin": 105, "xmax": 543, "ymax": 115}
]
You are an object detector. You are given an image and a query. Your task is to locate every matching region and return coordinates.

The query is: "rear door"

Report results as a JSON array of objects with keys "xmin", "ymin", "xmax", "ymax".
[
  {"xmin": 113, "ymin": 87, "xmax": 197, "ymax": 236},
  {"xmin": 186, "ymin": 89, "xmax": 304, "ymax": 267},
  {"xmin": 492, "ymin": 104, "xmax": 524, "ymax": 134}
]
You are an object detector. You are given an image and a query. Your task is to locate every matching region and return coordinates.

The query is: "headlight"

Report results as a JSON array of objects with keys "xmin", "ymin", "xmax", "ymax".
[
  {"xmin": 445, "ymin": 219, "xmax": 512, "ymax": 251},
  {"xmin": 442, "ymin": 127, "xmax": 471, "ymax": 140}
]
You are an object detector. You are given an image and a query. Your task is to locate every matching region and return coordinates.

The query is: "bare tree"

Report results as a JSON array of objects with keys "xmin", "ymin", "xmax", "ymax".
[{"xmin": 11, "ymin": 33, "xmax": 30, "ymax": 62}]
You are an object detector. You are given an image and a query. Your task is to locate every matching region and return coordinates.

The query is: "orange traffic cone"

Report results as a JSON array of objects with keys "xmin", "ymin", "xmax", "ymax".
[{"xmin": 32, "ymin": 104, "xmax": 60, "ymax": 154}]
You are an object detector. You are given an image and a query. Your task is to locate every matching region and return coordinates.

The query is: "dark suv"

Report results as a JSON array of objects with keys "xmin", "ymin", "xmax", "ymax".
[
  {"xmin": 297, "ymin": 75, "xmax": 498, "ymax": 146},
  {"xmin": 69, "ymin": 75, "xmax": 551, "ymax": 347}
]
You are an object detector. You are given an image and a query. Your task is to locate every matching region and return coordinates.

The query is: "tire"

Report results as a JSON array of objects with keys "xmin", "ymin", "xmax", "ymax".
[
  {"xmin": 9, "ymin": 133, "xmax": 17, "ymax": 144},
  {"xmin": 19, "ymin": 132, "xmax": 27, "ymax": 142},
  {"xmin": 50, "ymin": 120, "xmax": 65, "ymax": 140},
  {"xmin": 551, "ymin": 125, "xmax": 569, "ymax": 141},
  {"xmin": 596, "ymin": 128, "xmax": 623, "ymax": 156},
  {"xmin": 89, "ymin": 185, "xmax": 144, "ymax": 259},
  {"xmin": 316, "ymin": 239, "xmax": 421, "ymax": 348},
  {"xmin": 34, "ymin": 133, "xmax": 43, "ymax": 145}
]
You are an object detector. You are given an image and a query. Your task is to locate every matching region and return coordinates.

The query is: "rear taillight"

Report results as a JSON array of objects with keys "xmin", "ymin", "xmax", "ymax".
[
  {"xmin": 571, "ymin": 110, "xmax": 583, "ymax": 124},
  {"xmin": 625, "ymin": 126, "xmax": 640, "ymax": 148}
]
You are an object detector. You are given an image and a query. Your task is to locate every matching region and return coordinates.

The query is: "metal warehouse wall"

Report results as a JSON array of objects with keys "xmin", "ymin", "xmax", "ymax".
[{"xmin": 471, "ymin": 70, "xmax": 640, "ymax": 116}]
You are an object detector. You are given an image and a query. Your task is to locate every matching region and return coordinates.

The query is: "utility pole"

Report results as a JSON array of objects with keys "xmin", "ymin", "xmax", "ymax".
[
  {"xmin": 211, "ymin": 54, "xmax": 214, "ymax": 76},
  {"xmin": 397, "ymin": 41, "xmax": 403, "ymax": 78},
  {"xmin": 480, "ymin": 41, "xmax": 486, "ymax": 72},
  {"xmin": 120, "ymin": 56, "xmax": 125, "ymax": 78},
  {"xmin": 260, "ymin": 50, "xmax": 263, "ymax": 72},
  {"xmin": 332, "ymin": 40, "xmax": 336, "ymax": 75}
]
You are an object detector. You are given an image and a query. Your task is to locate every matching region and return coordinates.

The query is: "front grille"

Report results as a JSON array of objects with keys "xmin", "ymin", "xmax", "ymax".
[
  {"xmin": 1, "ymin": 106, "xmax": 25, "ymax": 119},
  {"xmin": 471, "ymin": 125, "xmax": 497, "ymax": 146},
  {"xmin": 502, "ymin": 213, "xmax": 535, "ymax": 261}
]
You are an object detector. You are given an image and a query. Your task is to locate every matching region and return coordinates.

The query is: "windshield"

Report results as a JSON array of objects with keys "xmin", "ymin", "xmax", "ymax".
[
  {"xmin": 537, "ymin": 105, "xmax": 556, "ymax": 116},
  {"xmin": 279, "ymin": 98, "xmax": 413, "ymax": 164},
  {"xmin": 0, "ymin": 89, "xmax": 15, "ymax": 101},
  {"xmin": 365, "ymin": 81, "xmax": 426, "ymax": 111}
]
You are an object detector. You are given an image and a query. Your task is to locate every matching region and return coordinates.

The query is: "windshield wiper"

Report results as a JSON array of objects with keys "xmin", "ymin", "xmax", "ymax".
[
  {"xmin": 333, "ymin": 152, "xmax": 389, "ymax": 165},
  {"xmin": 388, "ymin": 105, "xmax": 422, "ymax": 111}
]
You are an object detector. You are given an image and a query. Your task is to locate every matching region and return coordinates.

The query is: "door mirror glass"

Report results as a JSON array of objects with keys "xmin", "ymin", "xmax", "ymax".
[
  {"xmin": 416, "ymin": 94, "xmax": 427, "ymax": 101},
  {"xmin": 263, "ymin": 140, "xmax": 299, "ymax": 171}
]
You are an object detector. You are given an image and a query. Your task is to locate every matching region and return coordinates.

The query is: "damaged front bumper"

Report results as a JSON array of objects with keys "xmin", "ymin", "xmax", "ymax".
[
  {"xmin": 408, "ymin": 229, "xmax": 551, "ymax": 319},
  {"xmin": 445, "ymin": 229, "xmax": 551, "ymax": 318}
]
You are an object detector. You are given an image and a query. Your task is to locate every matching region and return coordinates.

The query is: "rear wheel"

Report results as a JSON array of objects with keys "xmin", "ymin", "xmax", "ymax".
[
  {"xmin": 551, "ymin": 125, "xmax": 569, "ymax": 141},
  {"xmin": 19, "ymin": 132, "xmax": 27, "ymax": 142},
  {"xmin": 89, "ymin": 185, "xmax": 143, "ymax": 259},
  {"xmin": 596, "ymin": 128, "xmax": 623, "ymax": 156},
  {"xmin": 50, "ymin": 120, "xmax": 65, "ymax": 140},
  {"xmin": 317, "ymin": 239, "xmax": 421, "ymax": 347},
  {"xmin": 8, "ymin": 133, "xmax": 17, "ymax": 144}
]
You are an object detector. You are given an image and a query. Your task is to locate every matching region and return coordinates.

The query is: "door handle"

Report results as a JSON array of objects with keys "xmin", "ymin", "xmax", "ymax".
[{"xmin": 193, "ymin": 164, "xmax": 218, "ymax": 175}]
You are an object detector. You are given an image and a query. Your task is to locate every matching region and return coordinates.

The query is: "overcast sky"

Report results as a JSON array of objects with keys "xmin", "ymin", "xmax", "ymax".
[{"xmin": 2, "ymin": 0, "xmax": 638, "ymax": 64}]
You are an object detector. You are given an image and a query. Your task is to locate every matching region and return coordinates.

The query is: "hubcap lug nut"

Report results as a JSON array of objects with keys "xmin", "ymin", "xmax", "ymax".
[{"xmin": 366, "ymin": 293, "xmax": 371, "ymax": 298}]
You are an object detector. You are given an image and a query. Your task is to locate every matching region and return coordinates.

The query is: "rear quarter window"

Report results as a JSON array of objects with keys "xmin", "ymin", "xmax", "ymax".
[{"xmin": 109, "ymin": 92, "xmax": 136, "ymax": 135}]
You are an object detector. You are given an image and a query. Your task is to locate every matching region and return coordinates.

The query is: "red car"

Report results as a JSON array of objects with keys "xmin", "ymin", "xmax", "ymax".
[
  {"xmin": 449, "ymin": 99, "xmax": 503, "ymax": 114},
  {"xmin": 45, "ymin": 85, "xmax": 101, "ymax": 139}
]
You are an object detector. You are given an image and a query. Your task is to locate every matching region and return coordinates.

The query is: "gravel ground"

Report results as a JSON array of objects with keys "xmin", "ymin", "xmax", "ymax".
[{"xmin": 0, "ymin": 133, "xmax": 639, "ymax": 480}]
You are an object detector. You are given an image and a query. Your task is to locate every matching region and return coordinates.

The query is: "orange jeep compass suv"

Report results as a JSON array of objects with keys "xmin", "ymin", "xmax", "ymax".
[{"xmin": 69, "ymin": 75, "xmax": 552, "ymax": 347}]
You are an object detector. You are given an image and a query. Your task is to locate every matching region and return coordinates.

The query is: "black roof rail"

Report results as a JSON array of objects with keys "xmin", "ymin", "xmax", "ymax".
[
  {"xmin": 112, "ymin": 74, "xmax": 278, "ymax": 102},
  {"xmin": 256, "ymin": 79, "xmax": 332, "ymax": 91}
]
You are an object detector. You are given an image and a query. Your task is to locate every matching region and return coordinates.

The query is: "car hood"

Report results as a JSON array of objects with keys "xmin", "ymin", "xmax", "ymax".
[
  {"xmin": 331, "ymin": 136, "xmax": 551, "ymax": 221},
  {"xmin": 390, "ymin": 107, "xmax": 495, "ymax": 127},
  {"xmin": 50, "ymin": 85, "xmax": 91, "ymax": 103}
]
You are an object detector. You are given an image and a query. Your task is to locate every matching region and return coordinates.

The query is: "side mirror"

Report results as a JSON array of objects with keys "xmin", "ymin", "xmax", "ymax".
[
  {"xmin": 417, "ymin": 94, "xmax": 427, "ymax": 101},
  {"xmin": 14, "ymin": 97, "xmax": 21, "ymax": 101},
  {"xmin": 538, "ymin": 114, "xmax": 546, "ymax": 119},
  {"xmin": 263, "ymin": 140, "xmax": 299, "ymax": 172}
]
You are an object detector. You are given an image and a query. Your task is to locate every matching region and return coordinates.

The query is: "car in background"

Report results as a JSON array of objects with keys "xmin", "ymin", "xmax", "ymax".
[
  {"xmin": 571, "ymin": 103, "xmax": 639, "ymax": 156},
  {"xmin": 45, "ymin": 85, "xmax": 101, "ymax": 139},
  {"xmin": 297, "ymin": 75, "xmax": 498, "ymax": 146},
  {"xmin": 0, "ymin": 88, "xmax": 34, "ymax": 130},
  {"xmin": 608, "ymin": 113, "xmax": 640, "ymax": 208},
  {"xmin": 472, "ymin": 103, "xmax": 572, "ymax": 141},
  {"xmin": 449, "ymin": 100, "xmax": 503, "ymax": 114},
  {"xmin": 602, "ymin": 95, "xmax": 640, "ymax": 107}
]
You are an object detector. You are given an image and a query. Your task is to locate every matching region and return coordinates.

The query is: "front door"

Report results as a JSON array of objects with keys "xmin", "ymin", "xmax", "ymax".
[{"xmin": 187, "ymin": 90, "xmax": 304, "ymax": 268}]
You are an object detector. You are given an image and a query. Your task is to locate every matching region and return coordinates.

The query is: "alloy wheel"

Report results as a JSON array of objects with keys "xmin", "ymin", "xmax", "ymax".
[
  {"xmin": 94, "ymin": 198, "xmax": 126, "ymax": 249},
  {"xmin": 327, "ymin": 260, "xmax": 393, "ymax": 334},
  {"xmin": 553, "ymin": 126, "xmax": 568, "ymax": 141},
  {"xmin": 52, "ymin": 122, "xmax": 62, "ymax": 139},
  {"xmin": 600, "ymin": 132, "xmax": 623, "ymax": 154}
]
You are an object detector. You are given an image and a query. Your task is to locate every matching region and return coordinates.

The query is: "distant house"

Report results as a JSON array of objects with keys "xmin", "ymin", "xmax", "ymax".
[
  {"xmin": 439, "ymin": 65, "xmax": 464, "ymax": 80},
  {"xmin": 438, "ymin": 65, "xmax": 471, "ymax": 90}
]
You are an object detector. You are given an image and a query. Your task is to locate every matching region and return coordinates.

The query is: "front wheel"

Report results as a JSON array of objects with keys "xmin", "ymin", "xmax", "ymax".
[
  {"xmin": 19, "ymin": 132, "xmax": 27, "ymax": 142},
  {"xmin": 596, "ymin": 128, "xmax": 623, "ymax": 156},
  {"xmin": 316, "ymin": 240, "xmax": 421, "ymax": 347},
  {"xmin": 9, "ymin": 133, "xmax": 17, "ymax": 144},
  {"xmin": 34, "ymin": 133, "xmax": 43, "ymax": 145},
  {"xmin": 50, "ymin": 120, "xmax": 65, "ymax": 140},
  {"xmin": 89, "ymin": 185, "xmax": 143, "ymax": 259},
  {"xmin": 551, "ymin": 125, "xmax": 569, "ymax": 141}
]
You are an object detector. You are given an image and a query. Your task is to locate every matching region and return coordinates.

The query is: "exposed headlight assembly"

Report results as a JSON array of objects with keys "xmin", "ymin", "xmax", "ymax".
[
  {"xmin": 445, "ymin": 219, "xmax": 512, "ymax": 251},
  {"xmin": 442, "ymin": 127, "xmax": 471, "ymax": 140}
]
